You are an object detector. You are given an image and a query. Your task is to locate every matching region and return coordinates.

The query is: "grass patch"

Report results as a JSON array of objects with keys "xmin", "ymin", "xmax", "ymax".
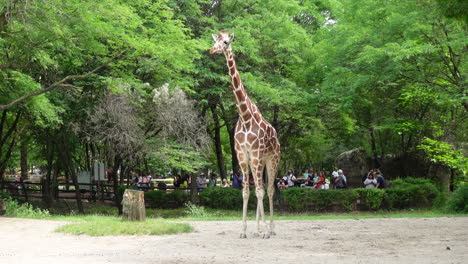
[{"xmin": 54, "ymin": 216, "xmax": 193, "ymax": 236}]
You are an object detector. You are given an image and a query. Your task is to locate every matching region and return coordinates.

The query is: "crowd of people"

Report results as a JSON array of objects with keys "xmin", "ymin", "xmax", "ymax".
[
  {"xmin": 131, "ymin": 167, "xmax": 386, "ymax": 192},
  {"xmin": 277, "ymin": 168, "xmax": 348, "ymax": 190}
]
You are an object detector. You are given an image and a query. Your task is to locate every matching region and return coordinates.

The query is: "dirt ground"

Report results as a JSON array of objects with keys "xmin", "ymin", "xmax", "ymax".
[{"xmin": 0, "ymin": 216, "xmax": 467, "ymax": 264}]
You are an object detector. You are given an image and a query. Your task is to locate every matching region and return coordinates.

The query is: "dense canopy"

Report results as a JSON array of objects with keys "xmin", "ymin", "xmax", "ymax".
[{"xmin": 1, "ymin": 0, "xmax": 466, "ymax": 207}]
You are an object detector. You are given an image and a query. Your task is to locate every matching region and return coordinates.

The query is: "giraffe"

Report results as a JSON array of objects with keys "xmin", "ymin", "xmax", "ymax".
[{"xmin": 210, "ymin": 30, "xmax": 280, "ymax": 239}]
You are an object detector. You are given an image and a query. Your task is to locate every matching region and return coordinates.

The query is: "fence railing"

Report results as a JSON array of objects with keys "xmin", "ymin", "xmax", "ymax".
[{"xmin": 0, "ymin": 180, "xmax": 192, "ymax": 202}]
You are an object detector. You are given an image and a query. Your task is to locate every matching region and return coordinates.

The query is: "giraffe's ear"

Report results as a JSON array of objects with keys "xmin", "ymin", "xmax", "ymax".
[
  {"xmin": 212, "ymin": 34, "xmax": 218, "ymax": 41},
  {"xmin": 229, "ymin": 33, "xmax": 235, "ymax": 42}
]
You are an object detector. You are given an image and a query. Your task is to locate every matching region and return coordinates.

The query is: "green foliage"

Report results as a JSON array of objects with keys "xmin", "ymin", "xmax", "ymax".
[
  {"xmin": 144, "ymin": 190, "xmax": 189, "ymax": 209},
  {"xmin": 183, "ymin": 202, "xmax": 211, "ymax": 218},
  {"xmin": 0, "ymin": 191, "xmax": 12, "ymax": 200},
  {"xmin": 355, "ymin": 188, "xmax": 385, "ymax": 210},
  {"xmin": 383, "ymin": 178, "xmax": 440, "ymax": 209},
  {"xmin": 281, "ymin": 188, "xmax": 359, "ymax": 212},
  {"xmin": 146, "ymin": 140, "xmax": 210, "ymax": 175},
  {"xmin": 3, "ymin": 198, "xmax": 50, "ymax": 218},
  {"xmin": 447, "ymin": 184, "xmax": 468, "ymax": 213},
  {"xmin": 418, "ymin": 137, "xmax": 468, "ymax": 179},
  {"xmin": 199, "ymin": 187, "xmax": 243, "ymax": 210}
]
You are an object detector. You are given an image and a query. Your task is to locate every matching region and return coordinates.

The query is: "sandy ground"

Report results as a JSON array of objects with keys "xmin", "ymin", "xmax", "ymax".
[{"xmin": 0, "ymin": 216, "xmax": 467, "ymax": 264}]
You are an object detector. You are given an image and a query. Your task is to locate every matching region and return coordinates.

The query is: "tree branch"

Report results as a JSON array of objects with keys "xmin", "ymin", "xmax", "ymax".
[{"xmin": 0, "ymin": 50, "xmax": 127, "ymax": 111}]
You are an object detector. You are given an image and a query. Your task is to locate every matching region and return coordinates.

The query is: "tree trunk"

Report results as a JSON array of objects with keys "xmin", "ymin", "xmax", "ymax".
[
  {"xmin": 20, "ymin": 135, "xmax": 29, "ymax": 201},
  {"xmin": 43, "ymin": 137, "xmax": 54, "ymax": 208},
  {"xmin": 220, "ymin": 104, "xmax": 239, "ymax": 177},
  {"xmin": 210, "ymin": 104, "xmax": 227, "ymax": 179},
  {"xmin": 112, "ymin": 156, "xmax": 123, "ymax": 215},
  {"xmin": 61, "ymin": 133, "xmax": 84, "ymax": 214},
  {"xmin": 369, "ymin": 127, "xmax": 380, "ymax": 168},
  {"xmin": 190, "ymin": 173, "xmax": 198, "ymax": 203},
  {"xmin": 121, "ymin": 189, "xmax": 146, "ymax": 221}
]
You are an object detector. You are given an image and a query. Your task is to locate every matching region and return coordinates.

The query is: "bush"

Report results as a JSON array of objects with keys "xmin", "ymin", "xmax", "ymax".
[
  {"xmin": 447, "ymin": 184, "xmax": 468, "ymax": 213},
  {"xmin": 355, "ymin": 188, "xmax": 385, "ymax": 210},
  {"xmin": 199, "ymin": 187, "xmax": 243, "ymax": 210},
  {"xmin": 0, "ymin": 190, "xmax": 12, "ymax": 200},
  {"xmin": 3, "ymin": 198, "xmax": 50, "ymax": 218},
  {"xmin": 383, "ymin": 178, "xmax": 440, "ymax": 209},
  {"xmin": 281, "ymin": 188, "xmax": 359, "ymax": 212},
  {"xmin": 143, "ymin": 190, "xmax": 189, "ymax": 209},
  {"xmin": 165, "ymin": 190, "xmax": 189, "ymax": 208},
  {"xmin": 144, "ymin": 190, "xmax": 168, "ymax": 208}
]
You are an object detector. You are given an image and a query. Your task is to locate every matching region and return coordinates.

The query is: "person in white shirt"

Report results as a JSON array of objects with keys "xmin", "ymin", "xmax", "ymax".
[
  {"xmin": 282, "ymin": 170, "xmax": 297, "ymax": 187},
  {"xmin": 364, "ymin": 172, "xmax": 377, "ymax": 188}
]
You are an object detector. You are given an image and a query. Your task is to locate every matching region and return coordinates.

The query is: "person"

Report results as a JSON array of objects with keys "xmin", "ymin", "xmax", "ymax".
[
  {"xmin": 323, "ymin": 178, "xmax": 330, "ymax": 189},
  {"xmin": 364, "ymin": 172, "xmax": 377, "ymax": 188},
  {"xmin": 277, "ymin": 178, "xmax": 288, "ymax": 190},
  {"xmin": 180, "ymin": 176, "xmax": 189, "ymax": 189},
  {"xmin": 375, "ymin": 171, "xmax": 386, "ymax": 189},
  {"xmin": 304, "ymin": 172, "xmax": 315, "ymax": 188},
  {"xmin": 209, "ymin": 172, "xmax": 218, "ymax": 187},
  {"xmin": 332, "ymin": 169, "xmax": 339, "ymax": 179},
  {"xmin": 197, "ymin": 173, "xmax": 208, "ymax": 191},
  {"xmin": 249, "ymin": 174, "xmax": 255, "ymax": 187},
  {"xmin": 131, "ymin": 173, "xmax": 139, "ymax": 187},
  {"xmin": 173, "ymin": 175, "xmax": 181, "ymax": 189},
  {"xmin": 314, "ymin": 171, "xmax": 326, "ymax": 189},
  {"xmin": 232, "ymin": 172, "xmax": 243, "ymax": 188},
  {"xmin": 335, "ymin": 169, "xmax": 347, "ymax": 189},
  {"xmin": 141, "ymin": 175, "xmax": 150, "ymax": 189},
  {"xmin": 157, "ymin": 180, "xmax": 167, "ymax": 191},
  {"xmin": 283, "ymin": 169, "xmax": 297, "ymax": 188},
  {"xmin": 147, "ymin": 174, "xmax": 153, "ymax": 187},
  {"xmin": 221, "ymin": 178, "xmax": 231, "ymax": 187}
]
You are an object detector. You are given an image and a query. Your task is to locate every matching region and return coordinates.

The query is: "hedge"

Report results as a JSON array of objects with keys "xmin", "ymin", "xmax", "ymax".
[
  {"xmin": 447, "ymin": 184, "xmax": 468, "ymax": 213},
  {"xmin": 118, "ymin": 177, "xmax": 441, "ymax": 212},
  {"xmin": 199, "ymin": 187, "xmax": 269, "ymax": 210},
  {"xmin": 119, "ymin": 186, "xmax": 189, "ymax": 209}
]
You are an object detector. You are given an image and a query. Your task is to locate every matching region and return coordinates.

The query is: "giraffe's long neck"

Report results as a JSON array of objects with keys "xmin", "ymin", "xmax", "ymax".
[{"xmin": 224, "ymin": 48, "xmax": 252, "ymax": 123}]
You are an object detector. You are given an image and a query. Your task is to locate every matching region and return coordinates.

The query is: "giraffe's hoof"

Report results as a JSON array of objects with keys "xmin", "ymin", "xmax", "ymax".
[
  {"xmin": 270, "ymin": 231, "xmax": 277, "ymax": 236},
  {"xmin": 240, "ymin": 233, "xmax": 247, "ymax": 239},
  {"xmin": 253, "ymin": 232, "xmax": 260, "ymax": 238},
  {"xmin": 262, "ymin": 233, "xmax": 270, "ymax": 239}
]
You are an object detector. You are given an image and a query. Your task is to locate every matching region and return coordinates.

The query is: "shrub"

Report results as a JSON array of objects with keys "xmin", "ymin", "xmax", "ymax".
[
  {"xmin": 447, "ymin": 184, "xmax": 468, "ymax": 213},
  {"xmin": 281, "ymin": 188, "xmax": 359, "ymax": 212},
  {"xmin": 142, "ymin": 190, "xmax": 189, "ymax": 209},
  {"xmin": 199, "ymin": 187, "xmax": 271, "ymax": 210},
  {"xmin": 383, "ymin": 178, "xmax": 439, "ymax": 209},
  {"xmin": 184, "ymin": 202, "xmax": 211, "ymax": 217},
  {"xmin": 0, "ymin": 190, "xmax": 12, "ymax": 200},
  {"xmin": 166, "ymin": 190, "xmax": 189, "ymax": 208},
  {"xmin": 4, "ymin": 198, "xmax": 50, "ymax": 218},
  {"xmin": 199, "ymin": 187, "xmax": 243, "ymax": 210},
  {"xmin": 355, "ymin": 188, "xmax": 385, "ymax": 210},
  {"xmin": 144, "ymin": 190, "xmax": 168, "ymax": 208}
]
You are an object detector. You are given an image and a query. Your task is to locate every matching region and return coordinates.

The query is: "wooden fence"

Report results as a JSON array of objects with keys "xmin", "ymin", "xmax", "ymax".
[{"xmin": 0, "ymin": 180, "xmax": 191, "ymax": 202}]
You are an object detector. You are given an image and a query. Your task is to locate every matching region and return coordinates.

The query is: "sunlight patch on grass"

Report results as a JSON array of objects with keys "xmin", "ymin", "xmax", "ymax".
[{"xmin": 54, "ymin": 216, "xmax": 193, "ymax": 236}]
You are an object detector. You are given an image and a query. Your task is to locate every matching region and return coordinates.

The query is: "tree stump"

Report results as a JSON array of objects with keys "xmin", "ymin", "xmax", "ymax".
[{"xmin": 121, "ymin": 189, "xmax": 146, "ymax": 221}]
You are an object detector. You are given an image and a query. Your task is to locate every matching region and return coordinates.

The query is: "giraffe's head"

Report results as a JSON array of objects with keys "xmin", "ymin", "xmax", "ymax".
[{"xmin": 210, "ymin": 30, "xmax": 234, "ymax": 54}]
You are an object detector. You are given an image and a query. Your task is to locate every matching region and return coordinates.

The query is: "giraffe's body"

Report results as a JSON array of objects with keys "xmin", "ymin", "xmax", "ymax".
[{"xmin": 210, "ymin": 30, "xmax": 280, "ymax": 238}]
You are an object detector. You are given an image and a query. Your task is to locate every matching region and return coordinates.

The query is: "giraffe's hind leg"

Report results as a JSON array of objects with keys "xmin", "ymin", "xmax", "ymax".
[
  {"xmin": 238, "ymin": 155, "xmax": 250, "ymax": 239},
  {"xmin": 251, "ymin": 160, "xmax": 269, "ymax": 239},
  {"xmin": 266, "ymin": 158, "xmax": 279, "ymax": 236}
]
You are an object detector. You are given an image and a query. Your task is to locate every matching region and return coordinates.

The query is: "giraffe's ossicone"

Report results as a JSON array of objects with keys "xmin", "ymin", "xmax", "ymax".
[{"xmin": 210, "ymin": 30, "xmax": 280, "ymax": 239}]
